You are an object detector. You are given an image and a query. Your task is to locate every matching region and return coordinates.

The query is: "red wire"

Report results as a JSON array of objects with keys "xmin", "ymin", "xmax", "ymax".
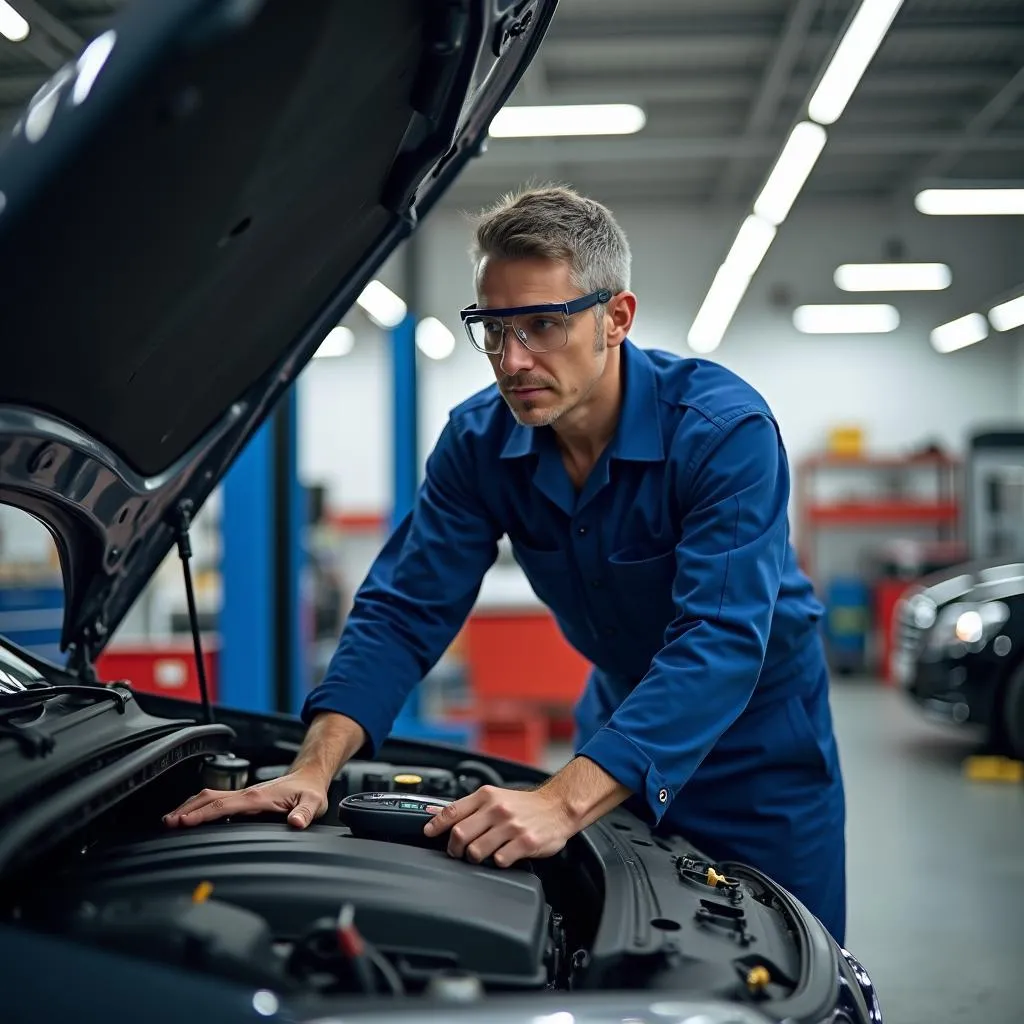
[{"xmin": 337, "ymin": 925, "xmax": 365, "ymax": 959}]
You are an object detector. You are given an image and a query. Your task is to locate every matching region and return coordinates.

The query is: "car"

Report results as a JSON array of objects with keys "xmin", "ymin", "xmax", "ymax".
[
  {"xmin": 0, "ymin": 2, "xmax": 883, "ymax": 1023},
  {"xmin": 892, "ymin": 560, "xmax": 1024, "ymax": 758}
]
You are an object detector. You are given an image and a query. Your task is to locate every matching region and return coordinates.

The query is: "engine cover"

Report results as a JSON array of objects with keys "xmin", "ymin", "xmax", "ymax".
[{"xmin": 42, "ymin": 823, "xmax": 551, "ymax": 989}]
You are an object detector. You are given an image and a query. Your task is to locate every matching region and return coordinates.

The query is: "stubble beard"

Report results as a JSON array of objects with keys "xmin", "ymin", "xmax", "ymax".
[{"xmin": 505, "ymin": 318, "xmax": 607, "ymax": 427}]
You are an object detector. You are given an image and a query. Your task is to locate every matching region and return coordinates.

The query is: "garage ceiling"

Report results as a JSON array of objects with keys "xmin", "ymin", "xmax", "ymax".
[{"xmin": 1, "ymin": 0, "xmax": 1022, "ymax": 208}]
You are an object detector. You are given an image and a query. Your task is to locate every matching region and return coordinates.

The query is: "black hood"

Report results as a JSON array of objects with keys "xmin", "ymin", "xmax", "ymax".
[{"xmin": 0, "ymin": 0, "xmax": 556, "ymax": 669}]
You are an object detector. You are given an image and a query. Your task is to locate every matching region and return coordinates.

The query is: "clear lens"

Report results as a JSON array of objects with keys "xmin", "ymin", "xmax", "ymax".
[{"xmin": 465, "ymin": 313, "xmax": 568, "ymax": 354}]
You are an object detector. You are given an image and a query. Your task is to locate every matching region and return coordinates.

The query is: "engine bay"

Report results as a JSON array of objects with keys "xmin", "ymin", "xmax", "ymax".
[{"xmin": 0, "ymin": 693, "xmax": 841, "ymax": 1019}]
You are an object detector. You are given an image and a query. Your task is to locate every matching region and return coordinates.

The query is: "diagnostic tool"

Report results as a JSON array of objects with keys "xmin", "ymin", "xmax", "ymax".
[{"xmin": 339, "ymin": 792, "xmax": 453, "ymax": 850}]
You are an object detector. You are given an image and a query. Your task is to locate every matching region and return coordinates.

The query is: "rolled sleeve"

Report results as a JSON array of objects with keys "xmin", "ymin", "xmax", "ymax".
[
  {"xmin": 302, "ymin": 418, "xmax": 500, "ymax": 751},
  {"xmin": 577, "ymin": 412, "xmax": 790, "ymax": 825}
]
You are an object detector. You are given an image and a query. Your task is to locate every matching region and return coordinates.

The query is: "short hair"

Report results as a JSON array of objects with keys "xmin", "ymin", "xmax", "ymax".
[{"xmin": 470, "ymin": 184, "xmax": 631, "ymax": 296}]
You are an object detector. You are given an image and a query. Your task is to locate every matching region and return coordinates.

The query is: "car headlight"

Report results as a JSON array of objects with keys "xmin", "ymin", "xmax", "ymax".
[
  {"xmin": 927, "ymin": 601, "xmax": 1010, "ymax": 654},
  {"xmin": 906, "ymin": 594, "xmax": 937, "ymax": 630}
]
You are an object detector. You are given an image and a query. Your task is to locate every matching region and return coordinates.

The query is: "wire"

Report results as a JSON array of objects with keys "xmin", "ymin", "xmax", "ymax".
[
  {"xmin": 336, "ymin": 902, "xmax": 377, "ymax": 994},
  {"xmin": 455, "ymin": 759, "xmax": 504, "ymax": 790},
  {"xmin": 367, "ymin": 945, "xmax": 404, "ymax": 995}
]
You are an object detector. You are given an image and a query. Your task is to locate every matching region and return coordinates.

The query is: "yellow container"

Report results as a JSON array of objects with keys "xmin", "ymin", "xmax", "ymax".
[{"xmin": 827, "ymin": 425, "xmax": 864, "ymax": 458}]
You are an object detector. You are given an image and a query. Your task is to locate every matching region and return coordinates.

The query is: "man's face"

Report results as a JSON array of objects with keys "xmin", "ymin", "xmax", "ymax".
[{"xmin": 476, "ymin": 256, "xmax": 611, "ymax": 427}]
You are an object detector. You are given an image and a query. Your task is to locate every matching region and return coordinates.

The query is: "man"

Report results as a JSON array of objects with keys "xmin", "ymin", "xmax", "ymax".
[{"xmin": 165, "ymin": 185, "xmax": 846, "ymax": 944}]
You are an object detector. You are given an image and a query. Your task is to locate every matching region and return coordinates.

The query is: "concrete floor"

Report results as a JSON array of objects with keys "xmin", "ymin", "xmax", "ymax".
[
  {"xmin": 546, "ymin": 681, "xmax": 1024, "ymax": 1024},
  {"xmin": 835, "ymin": 680, "xmax": 1024, "ymax": 1024}
]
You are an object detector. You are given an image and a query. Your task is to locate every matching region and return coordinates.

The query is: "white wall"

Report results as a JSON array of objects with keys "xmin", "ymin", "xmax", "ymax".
[{"xmin": 298, "ymin": 197, "xmax": 1024, "ymax": 520}]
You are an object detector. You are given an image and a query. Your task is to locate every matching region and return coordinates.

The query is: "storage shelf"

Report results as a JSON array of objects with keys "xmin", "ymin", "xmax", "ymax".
[
  {"xmin": 806, "ymin": 501, "xmax": 960, "ymax": 526},
  {"xmin": 800, "ymin": 454, "xmax": 960, "ymax": 470},
  {"xmin": 796, "ymin": 449, "xmax": 962, "ymax": 582}
]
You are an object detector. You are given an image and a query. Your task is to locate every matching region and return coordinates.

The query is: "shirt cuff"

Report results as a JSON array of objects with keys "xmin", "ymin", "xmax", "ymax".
[
  {"xmin": 577, "ymin": 725, "xmax": 674, "ymax": 826},
  {"xmin": 301, "ymin": 682, "xmax": 390, "ymax": 755}
]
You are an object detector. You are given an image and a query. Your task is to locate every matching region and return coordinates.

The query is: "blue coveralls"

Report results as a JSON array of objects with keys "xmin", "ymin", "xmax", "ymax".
[{"xmin": 303, "ymin": 340, "xmax": 847, "ymax": 945}]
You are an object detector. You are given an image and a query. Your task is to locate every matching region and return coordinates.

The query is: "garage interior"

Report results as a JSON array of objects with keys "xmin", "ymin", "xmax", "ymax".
[{"xmin": 1, "ymin": 2, "xmax": 1023, "ymax": 1023}]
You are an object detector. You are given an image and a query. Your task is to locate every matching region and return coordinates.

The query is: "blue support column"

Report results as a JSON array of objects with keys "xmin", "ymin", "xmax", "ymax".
[
  {"xmin": 221, "ymin": 421, "xmax": 275, "ymax": 714},
  {"xmin": 391, "ymin": 312, "xmax": 419, "ymax": 530},
  {"xmin": 391, "ymin": 312, "xmax": 422, "ymax": 725},
  {"xmin": 221, "ymin": 389, "xmax": 307, "ymax": 716}
]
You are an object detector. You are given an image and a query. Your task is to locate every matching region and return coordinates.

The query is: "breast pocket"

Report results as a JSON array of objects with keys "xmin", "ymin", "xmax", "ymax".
[
  {"xmin": 607, "ymin": 548, "xmax": 679, "ymax": 644},
  {"xmin": 510, "ymin": 541, "xmax": 575, "ymax": 612}
]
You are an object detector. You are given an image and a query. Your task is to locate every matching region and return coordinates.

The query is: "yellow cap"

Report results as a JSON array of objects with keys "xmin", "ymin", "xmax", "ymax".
[
  {"xmin": 746, "ymin": 965, "xmax": 771, "ymax": 992},
  {"xmin": 706, "ymin": 867, "xmax": 728, "ymax": 887},
  {"xmin": 192, "ymin": 881, "xmax": 214, "ymax": 904},
  {"xmin": 393, "ymin": 773, "xmax": 423, "ymax": 785}
]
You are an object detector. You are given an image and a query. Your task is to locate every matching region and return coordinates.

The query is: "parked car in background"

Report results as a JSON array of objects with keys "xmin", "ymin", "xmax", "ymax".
[{"xmin": 893, "ymin": 561, "xmax": 1024, "ymax": 757}]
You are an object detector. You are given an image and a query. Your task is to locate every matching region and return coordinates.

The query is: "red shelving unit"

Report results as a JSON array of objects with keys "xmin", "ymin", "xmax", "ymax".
[
  {"xmin": 805, "ymin": 500, "xmax": 960, "ymax": 526},
  {"xmin": 797, "ymin": 453, "xmax": 961, "ymax": 580}
]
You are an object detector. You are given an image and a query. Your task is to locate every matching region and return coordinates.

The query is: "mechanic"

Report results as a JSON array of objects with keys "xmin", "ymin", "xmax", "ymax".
[{"xmin": 164, "ymin": 185, "xmax": 847, "ymax": 945}]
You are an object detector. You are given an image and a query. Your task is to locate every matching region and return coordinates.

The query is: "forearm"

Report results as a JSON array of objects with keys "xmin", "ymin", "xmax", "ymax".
[
  {"xmin": 289, "ymin": 711, "xmax": 367, "ymax": 786},
  {"xmin": 539, "ymin": 755, "xmax": 632, "ymax": 831}
]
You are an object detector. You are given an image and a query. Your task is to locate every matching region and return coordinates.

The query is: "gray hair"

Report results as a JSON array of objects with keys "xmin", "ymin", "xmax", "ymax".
[{"xmin": 470, "ymin": 184, "xmax": 631, "ymax": 297}]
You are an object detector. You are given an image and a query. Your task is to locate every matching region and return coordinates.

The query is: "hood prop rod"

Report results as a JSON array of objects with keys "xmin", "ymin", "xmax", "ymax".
[{"xmin": 174, "ymin": 501, "xmax": 214, "ymax": 725}]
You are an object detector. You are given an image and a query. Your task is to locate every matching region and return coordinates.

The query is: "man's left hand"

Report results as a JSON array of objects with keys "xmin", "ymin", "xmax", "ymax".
[{"xmin": 423, "ymin": 785, "xmax": 576, "ymax": 867}]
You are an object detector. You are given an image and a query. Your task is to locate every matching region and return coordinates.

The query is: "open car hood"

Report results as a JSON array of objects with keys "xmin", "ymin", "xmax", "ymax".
[{"xmin": 0, "ymin": 0, "xmax": 556, "ymax": 669}]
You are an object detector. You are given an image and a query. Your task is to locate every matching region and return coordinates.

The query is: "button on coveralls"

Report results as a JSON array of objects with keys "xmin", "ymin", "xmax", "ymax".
[{"xmin": 303, "ymin": 340, "xmax": 847, "ymax": 945}]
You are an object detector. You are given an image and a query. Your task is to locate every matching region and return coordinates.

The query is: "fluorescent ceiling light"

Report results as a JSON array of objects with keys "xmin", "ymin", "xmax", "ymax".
[
  {"xmin": 930, "ymin": 313, "xmax": 988, "ymax": 353},
  {"xmin": 915, "ymin": 188, "xmax": 1024, "ymax": 216},
  {"xmin": 0, "ymin": 1, "xmax": 29, "ymax": 42},
  {"xmin": 686, "ymin": 216, "xmax": 777, "ymax": 353},
  {"xmin": 687, "ymin": 265, "xmax": 751, "ymax": 354},
  {"xmin": 834, "ymin": 262, "xmax": 951, "ymax": 292},
  {"xmin": 488, "ymin": 104, "xmax": 646, "ymax": 138},
  {"xmin": 415, "ymin": 317, "xmax": 456, "ymax": 360},
  {"xmin": 723, "ymin": 215, "xmax": 777, "ymax": 278},
  {"xmin": 357, "ymin": 280, "xmax": 407, "ymax": 329},
  {"xmin": 808, "ymin": 0, "xmax": 905, "ymax": 125},
  {"xmin": 793, "ymin": 303, "xmax": 899, "ymax": 334},
  {"xmin": 314, "ymin": 325, "xmax": 354, "ymax": 358},
  {"xmin": 989, "ymin": 294, "xmax": 1024, "ymax": 333},
  {"xmin": 753, "ymin": 122, "xmax": 827, "ymax": 226}
]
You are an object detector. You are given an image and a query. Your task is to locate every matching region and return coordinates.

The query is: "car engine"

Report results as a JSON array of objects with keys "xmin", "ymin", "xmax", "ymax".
[
  {"xmin": 0, "ymin": 694, "xmax": 876, "ymax": 1023},
  {"xmin": 33, "ymin": 818, "xmax": 556, "ymax": 995}
]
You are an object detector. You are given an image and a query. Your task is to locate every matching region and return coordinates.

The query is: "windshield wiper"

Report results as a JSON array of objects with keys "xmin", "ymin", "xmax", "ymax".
[
  {"xmin": 0, "ymin": 684, "xmax": 128, "ymax": 758},
  {"xmin": 0, "ymin": 684, "xmax": 128, "ymax": 713}
]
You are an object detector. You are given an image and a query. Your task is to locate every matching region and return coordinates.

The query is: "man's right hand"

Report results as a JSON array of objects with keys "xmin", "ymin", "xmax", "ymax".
[{"xmin": 162, "ymin": 769, "xmax": 329, "ymax": 830}]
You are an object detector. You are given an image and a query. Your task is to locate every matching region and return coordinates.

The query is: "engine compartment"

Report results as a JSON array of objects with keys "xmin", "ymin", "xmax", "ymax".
[
  {"xmin": 0, "ymin": 696, "xmax": 839, "ymax": 1018},
  {"xmin": 34, "ymin": 823, "xmax": 556, "ymax": 993}
]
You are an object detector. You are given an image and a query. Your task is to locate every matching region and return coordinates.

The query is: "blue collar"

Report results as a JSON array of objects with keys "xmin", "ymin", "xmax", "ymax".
[{"xmin": 499, "ymin": 339, "xmax": 665, "ymax": 462}]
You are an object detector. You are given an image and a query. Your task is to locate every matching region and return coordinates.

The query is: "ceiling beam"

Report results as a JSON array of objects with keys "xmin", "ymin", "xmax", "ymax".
[
  {"xmin": 541, "ymin": 68, "xmax": 1014, "ymax": 107},
  {"xmin": 1, "ymin": 1, "xmax": 84, "ymax": 74},
  {"xmin": 713, "ymin": 0, "xmax": 822, "ymax": 203},
  {"xmin": 16, "ymin": 0, "xmax": 84, "ymax": 53},
  {"xmin": 539, "ymin": 26, "xmax": 1024, "ymax": 68},
  {"xmin": 910, "ymin": 64, "xmax": 1024, "ymax": 183},
  {"xmin": 475, "ymin": 132, "xmax": 1024, "ymax": 169},
  {"xmin": 507, "ymin": 51, "xmax": 560, "ymax": 184}
]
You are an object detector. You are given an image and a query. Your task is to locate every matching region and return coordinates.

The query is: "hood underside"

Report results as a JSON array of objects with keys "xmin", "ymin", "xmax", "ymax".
[{"xmin": 0, "ymin": 0, "xmax": 556, "ymax": 665}]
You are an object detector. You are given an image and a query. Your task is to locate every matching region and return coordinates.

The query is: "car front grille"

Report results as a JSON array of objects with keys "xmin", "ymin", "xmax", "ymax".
[{"xmin": 890, "ymin": 597, "xmax": 928, "ymax": 685}]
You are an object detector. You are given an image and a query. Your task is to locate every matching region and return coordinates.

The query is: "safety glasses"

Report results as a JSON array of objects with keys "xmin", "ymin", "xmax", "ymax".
[{"xmin": 459, "ymin": 289, "xmax": 612, "ymax": 355}]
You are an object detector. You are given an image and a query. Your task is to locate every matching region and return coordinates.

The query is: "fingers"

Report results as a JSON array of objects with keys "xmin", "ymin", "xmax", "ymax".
[
  {"xmin": 163, "ymin": 776, "xmax": 326, "ymax": 830},
  {"xmin": 287, "ymin": 800, "xmax": 319, "ymax": 830},
  {"xmin": 492, "ymin": 830, "xmax": 549, "ymax": 868},
  {"xmin": 423, "ymin": 787, "xmax": 487, "ymax": 837},
  {"xmin": 463, "ymin": 822, "xmax": 519, "ymax": 865},
  {"xmin": 446, "ymin": 811, "xmax": 492, "ymax": 859},
  {"xmin": 163, "ymin": 787, "xmax": 264, "ymax": 828}
]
